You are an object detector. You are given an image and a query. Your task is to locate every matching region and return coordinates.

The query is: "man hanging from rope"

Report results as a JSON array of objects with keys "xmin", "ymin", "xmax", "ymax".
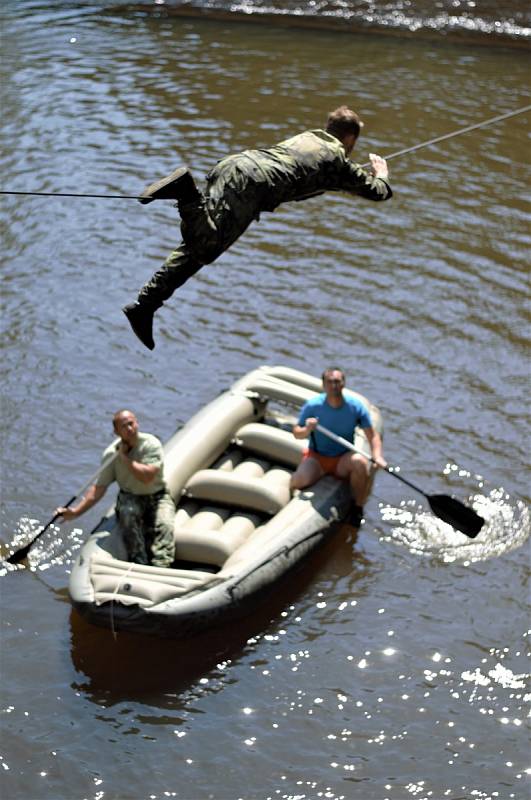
[{"xmin": 123, "ymin": 105, "xmax": 393, "ymax": 349}]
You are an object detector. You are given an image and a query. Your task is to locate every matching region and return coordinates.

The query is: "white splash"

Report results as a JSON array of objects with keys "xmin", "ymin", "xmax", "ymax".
[{"xmin": 378, "ymin": 466, "xmax": 529, "ymax": 563}]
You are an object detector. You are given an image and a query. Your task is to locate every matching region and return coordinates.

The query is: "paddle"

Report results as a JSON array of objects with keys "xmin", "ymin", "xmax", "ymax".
[
  {"xmin": 315, "ymin": 424, "xmax": 484, "ymax": 538},
  {"xmin": 6, "ymin": 442, "xmax": 119, "ymax": 565}
]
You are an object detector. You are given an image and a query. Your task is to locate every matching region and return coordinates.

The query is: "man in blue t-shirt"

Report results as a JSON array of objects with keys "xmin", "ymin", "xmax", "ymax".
[{"xmin": 290, "ymin": 367, "xmax": 386, "ymax": 526}]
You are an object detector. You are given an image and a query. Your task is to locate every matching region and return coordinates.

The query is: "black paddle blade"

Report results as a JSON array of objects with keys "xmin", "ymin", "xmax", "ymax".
[
  {"xmin": 6, "ymin": 543, "xmax": 32, "ymax": 565},
  {"xmin": 427, "ymin": 494, "xmax": 484, "ymax": 538}
]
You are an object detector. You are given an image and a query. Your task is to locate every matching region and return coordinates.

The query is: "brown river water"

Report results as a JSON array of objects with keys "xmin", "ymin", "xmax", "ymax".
[{"xmin": 1, "ymin": 2, "xmax": 530, "ymax": 799}]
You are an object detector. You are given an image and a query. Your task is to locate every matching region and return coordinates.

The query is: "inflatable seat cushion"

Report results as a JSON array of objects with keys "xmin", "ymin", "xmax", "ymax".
[
  {"xmin": 234, "ymin": 423, "xmax": 304, "ymax": 468},
  {"xmin": 90, "ymin": 555, "xmax": 215, "ymax": 607},
  {"xmin": 184, "ymin": 468, "xmax": 291, "ymax": 515},
  {"xmin": 174, "ymin": 512, "xmax": 257, "ymax": 566}
]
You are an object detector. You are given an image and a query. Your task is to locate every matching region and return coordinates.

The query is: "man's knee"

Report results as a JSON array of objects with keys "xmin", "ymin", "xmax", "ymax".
[
  {"xmin": 339, "ymin": 453, "xmax": 369, "ymax": 476},
  {"xmin": 354, "ymin": 453, "xmax": 369, "ymax": 467}
]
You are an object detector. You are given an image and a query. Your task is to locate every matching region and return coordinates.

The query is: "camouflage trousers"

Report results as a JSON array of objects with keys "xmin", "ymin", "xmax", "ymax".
[
  {"xmin": 138, "ymin": 155, "xmax": 269, "ymax": 307},
  {"xmin": 115, "ymin": 489, "xmax": 175, "ymax": 568}
]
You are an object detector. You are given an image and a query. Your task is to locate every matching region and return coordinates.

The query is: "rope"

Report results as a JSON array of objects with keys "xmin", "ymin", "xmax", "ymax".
[
  {"xmin": 0, "ymin": 104, "xmax": 529, "ymax": 201},
  {"xmin": 109, "ymin": 561, "xmax": 136, "ymax": 641},
  {"xmin": 366, "ymin": 104, "xmax": 531, "ymax": 166},
  {"xmin": 0, "ymin": 190, "xmax": 142, "ymax": 200}
]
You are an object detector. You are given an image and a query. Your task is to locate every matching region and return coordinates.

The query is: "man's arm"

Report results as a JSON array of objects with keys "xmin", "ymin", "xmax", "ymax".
[
  {"xmin": 292, "ymin": 416, "xmax": 319, "ymax": 440},
  {"xmin": 343, "ymin": 154, "xmax": 392, "ymax": 201},
  {"xmin": 363, "ymin": 427, "xmax": 387, "ymax": 468},
  {"xmin": 55, "ymin": 483, "xmax": 107, "ymax": 521},
  {"xmin": 118, "ymin": 442, "xmax": 159, "ymax": 484}
]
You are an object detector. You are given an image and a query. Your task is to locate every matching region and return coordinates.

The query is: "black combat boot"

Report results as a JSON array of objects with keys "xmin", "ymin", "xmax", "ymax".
[
  {"xmin": 138, "ymin": 167, "xmax": 202, "ymax": 205},
  {"xmin": 122, "ymin": 302, "xmax": 157, "ymax": 350},
  {"xmin": 123, "ymin": 248, "xmax": 205, "ymax": 350}
]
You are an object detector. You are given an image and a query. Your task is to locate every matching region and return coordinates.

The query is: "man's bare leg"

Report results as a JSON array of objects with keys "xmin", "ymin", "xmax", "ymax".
[
  {"xmin": 337, "ymin": 453, "xmax": 372, "ymax": 525},
  {"xmin": 290, "ymin": 457, "xmax": 324, "ymax": 491}
]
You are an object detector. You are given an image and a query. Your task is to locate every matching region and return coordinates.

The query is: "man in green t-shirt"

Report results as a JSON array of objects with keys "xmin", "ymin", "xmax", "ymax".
[
  {"xmin": 123, "ymin": 105, "xmax": 392, "ymax": 350},
  {"xmin": 55, "ymin": 410, "xmax": 175, "ymax": 568}
]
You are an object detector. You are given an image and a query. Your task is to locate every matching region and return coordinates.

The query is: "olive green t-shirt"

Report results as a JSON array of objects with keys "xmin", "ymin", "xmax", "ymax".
[{"xmin": 97, "ymin": 432, "xmax": 166, "ymax": 496}]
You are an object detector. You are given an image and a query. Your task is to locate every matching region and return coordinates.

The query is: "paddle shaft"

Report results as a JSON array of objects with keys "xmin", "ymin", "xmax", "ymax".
[
  {"xmin": 316, "ymin": 423, "xmax": 430, "ymax": 500},
  {"xmin": 7, "ymin": 440, "xmax": 120, "ymax": 564}
]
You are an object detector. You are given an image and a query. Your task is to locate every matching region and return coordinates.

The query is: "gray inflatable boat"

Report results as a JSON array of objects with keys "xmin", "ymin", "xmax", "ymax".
[{"xmin": 68, "ymin": 366, "xmax": 383, "ymax": 637}]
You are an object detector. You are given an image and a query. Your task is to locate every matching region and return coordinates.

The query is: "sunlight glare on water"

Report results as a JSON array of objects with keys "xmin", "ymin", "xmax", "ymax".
[
  {"xmin": 378, "ymin": 463, "xmax": 530, "ymax": 562},
  {"xmin": 1, "ymin": 4, "xmax": 529, "ymax": 798},
  {"xmin": 0, "ymin": 517, "xmax": 85, "ymax": 576}
]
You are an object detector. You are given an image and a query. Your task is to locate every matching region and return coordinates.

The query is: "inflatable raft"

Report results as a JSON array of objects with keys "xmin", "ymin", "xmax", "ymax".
[{"xmin": 68, "ymin": 366, "xmax": 383, "ymax": 637}]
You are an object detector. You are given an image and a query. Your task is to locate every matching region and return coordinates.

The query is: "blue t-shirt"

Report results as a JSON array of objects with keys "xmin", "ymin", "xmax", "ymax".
[{"xmin": 298, "ymin": 392, "xmax": 372, "ymax": 456}]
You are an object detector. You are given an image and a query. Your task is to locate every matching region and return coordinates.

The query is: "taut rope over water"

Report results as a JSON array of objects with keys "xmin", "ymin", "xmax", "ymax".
[
  {"xmin": 0, "ymin": 104, "xmax": 529, "ymax": 201},
  {"xmin": 363, "ymin": 104, "xmax": 531, "ymax": 166}
]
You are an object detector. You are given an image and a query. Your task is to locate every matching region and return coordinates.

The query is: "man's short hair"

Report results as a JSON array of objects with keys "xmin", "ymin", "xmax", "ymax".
[
  {"xmin": 113, "ymin": 409, "xmax": 135, "ymax": 428},
  {"xmin": 322, "ymin": 367, "xmax": 346, "ymax": 383},
  {"xmin": 326, "ymin": 106, "xmax": 364, "ymax": 141}
]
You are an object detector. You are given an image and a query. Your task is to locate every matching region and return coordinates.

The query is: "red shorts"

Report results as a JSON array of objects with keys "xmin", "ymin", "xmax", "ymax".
[{"xmin": 302, "ymin": 448, "xmax": 344, "ymax": 477}]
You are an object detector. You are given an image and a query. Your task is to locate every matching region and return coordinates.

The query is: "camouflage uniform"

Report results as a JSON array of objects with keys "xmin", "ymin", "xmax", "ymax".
[
  {"xmin": 98, "ymin": 432, "xmax": 175, "ymax": 568},
  {"xmin": 115, "ymin": 489, "xmax": 175, "ymax": 567},
  {"xmin": 137, "ymin": 129, "xmax": 392, "ymax": 307}
]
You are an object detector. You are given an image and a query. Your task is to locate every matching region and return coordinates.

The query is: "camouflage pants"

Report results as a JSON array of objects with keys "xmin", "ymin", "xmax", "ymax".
[
  {"xmin": 115, "ymin": 489, "xmax": 175, "ymax": 568},
  {"xmin": 138, "ymin": 155, "xmax": 268, "ymax": 307}
]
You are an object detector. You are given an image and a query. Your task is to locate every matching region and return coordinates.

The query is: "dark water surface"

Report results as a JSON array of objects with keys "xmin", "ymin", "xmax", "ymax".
[{"xmin": 1, "ymin": 3, "xmax": 530, "ymax": 799}]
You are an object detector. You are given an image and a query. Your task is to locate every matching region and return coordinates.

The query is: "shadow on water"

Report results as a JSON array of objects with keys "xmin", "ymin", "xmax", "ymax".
[{"xmin": 68, "ymin": 523, "xmax": 371, "ymax": 705}]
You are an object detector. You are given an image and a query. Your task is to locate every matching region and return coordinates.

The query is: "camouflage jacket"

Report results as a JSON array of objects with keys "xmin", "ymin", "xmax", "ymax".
[{"xmin": 226, "ymin": 129, "xmax": 392, "ymax": 212}]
